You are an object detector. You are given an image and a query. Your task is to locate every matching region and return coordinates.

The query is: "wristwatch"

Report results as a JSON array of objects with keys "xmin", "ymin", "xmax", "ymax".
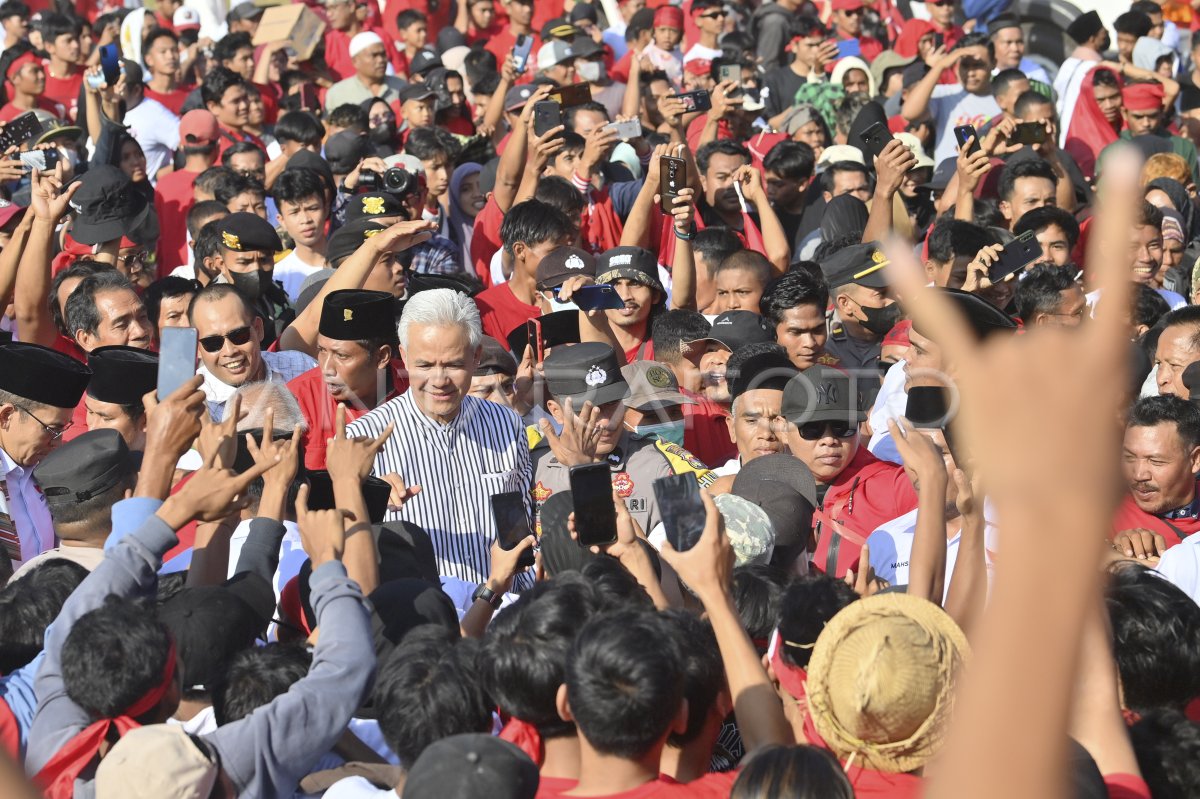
[{"xmin": 472, "ymin": 583, "xmax": 503, "ymax": 609}]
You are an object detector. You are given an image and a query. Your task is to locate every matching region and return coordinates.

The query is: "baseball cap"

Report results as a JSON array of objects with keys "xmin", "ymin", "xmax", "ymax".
[
  {"xmin": 620, "ymin": 361, "xmax": 694, "ymax": 412},
  {"xmin": 895, "ymin": 131, "xmax": 934, "ymax": 170},
  {"xmin": 399, "ymin": 84, "xmax": 437, "ymax": 104},
  {"xmin": 33, "ymin": 429, "xmax": 134, "ymax": 510},
  {"xmin": 477, "ymin": 335, "xmax": 518, "ymax": 376},
  {"xmin": 596, "ymin": 246, "xmax": 664, "ymax": 294},
  {"xmin": 95, "ymin": 725, "xmax": 218, "ymax": 799},
  {"xmin": 541, "ymin": 18, "xmax": 581, "ymax": 41},
  {"xmin": 816, "ymin": 144, "xmax": 866, "ymax": 169},
  {"xmin": 922, "ymin": 157, "xmax": 957, "ymax": 191},
  {"xmin": 731, "ymin": 453, "xmax": 817, "ymax": 547},
  {"xmin": 402, "ymin": 734, "xmax": 539, "ymax": 799},
  {"xmin": 173, "ymin": 6, "xmax": 201, "ymax": 31},
  {"xmin": 504, "ymin": 84, "xmax": 535, "ymax": 112},
  {"xmin": 69, "ymin": 165, "xmax": 158, "ymax": 246},
  {"xmin": 781, "ymin": 363, "xmax": 866, "ymax": 425},
  {"xmin": 819, "ymin": 242, "xmax": 890, "ymax": 290},
  {"xmin": 571, "ymin": 35, "xmax": 604, "ymax": 59},
  {"xmin": 409, "ymin": 49, "xmax": 443, "ymax": 76},
  {"xmin": 179, "ymin": 109, "xmax": 220, "ymax": 148},
  {"xmin": 536, "ymin": 246, "xmax": 596, "ymax": 289},
  {"xmin": 543, "ymin": 342, "xmax": 630, "ymax": 407},
  {"xmin": 705, "ymin": 310, "xmax": 773, "ymax": 352},
  {"xmin": 537, "ymin": 39, "xmax": 575, "ymax": 71},
  {"xmin": 227, "ymin": 1, "xmax": 265, "ymax": 22},
  {"xmin": 33, "ymin": 120, "xmax": 84, "ymax": 147},
  {"xmin": 324, "ymin": 130, "xmax": 373, "ymax": 173}
]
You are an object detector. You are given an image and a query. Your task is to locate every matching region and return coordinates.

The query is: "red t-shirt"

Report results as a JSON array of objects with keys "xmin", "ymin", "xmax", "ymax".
[
  {"xmin": 680, "ymin": 387, "xmax": 735, "ymax": 469},
  {"xmin": 383, "ymin": 0, "xmax": 453, "ymax": 40},
  {"xmin": 325, "ymin": 26, "xmax": 405, "ymax": 81},
  {"xmin": 475, "ymin": 282, "xmax": 540, "ymax": 343},
  {"xmin": 844, "ymin": 765, "xmax": 923, "ymax": 799},
  {"xmin": 1110, "ymin": 483, "xmax": 1200, "ymax": 549},
  {"xmin": 144, "ymin": 86, "xmax": 193, "ymax": 116},
  {"xmin": 42, "ymin": 68, "xmax": 81, "ymax": 122},
  {"xmin": 155, "ymin": 168, "xmax": 201, "ymax": 276},
  {"xmin": 624, "ymin": 336, "xmax": 654, "ymax": 363},
  {"xmin": 471, "ymin": 196, "xmax": 505, "ymax": 287},
  {"xmin": 536, "ymin": 772, "xmax": 737, "ymax": 798},
  {"xmin": 810, "ymin": 446, "xmax": 919, "ymax": 578},
  {"xmin": 216, "ymin": 126, "xmax": 267, "ymax": 160},
  {"xmin": 0, "ymin": 97, "xmax": 62, "ymax": 122},
  {"xmin": 288, "ymin": 363, "xmax": 408, "ymax": 471}
]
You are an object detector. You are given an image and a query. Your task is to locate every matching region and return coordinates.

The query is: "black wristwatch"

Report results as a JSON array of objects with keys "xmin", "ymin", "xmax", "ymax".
[{"xmin": 472, "ymin": 583, "xmax": 503, "ymax": 608}]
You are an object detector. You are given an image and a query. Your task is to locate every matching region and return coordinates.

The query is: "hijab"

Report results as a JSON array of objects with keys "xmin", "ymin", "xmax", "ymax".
[
  {"xmin": 448, "ymin": 162, "xmax": 484, "ymax": 266},
  {"xmin": 1063, "ymin": 65, "xmax": 1123, "ymax": 180},
  {"xmin": 820, "ymin": 194, "xmax": 870, "ymax": 242},
  {"xmin": 1147, "ymin": 177, "xmax": 1197, "ymax": 241}
]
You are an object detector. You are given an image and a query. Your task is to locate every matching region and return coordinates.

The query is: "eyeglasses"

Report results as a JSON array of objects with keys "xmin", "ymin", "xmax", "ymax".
[
  {"xmin": 369, "ymin": 113, "xmax": 395, "ymax": 125},
  {"xmin": 199, "ymin": 326, "xmax": 254, "ymax": 353},
  {"xmin": 17, "ymin": 404, "xmax": 71, "ymax": 440},
  {"xmin": 840, "ymin": 7, "xmax": 864, "ymax": 14},
  {"xmin": 699, "ymin": 10, "xmax": 726, "ymax": 18},
  {"xmin": 795, "ymin": 420, "xmax": 857, "ymax": 440}
]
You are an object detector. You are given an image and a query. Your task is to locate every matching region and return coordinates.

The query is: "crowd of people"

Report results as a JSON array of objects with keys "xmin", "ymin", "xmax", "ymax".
[{"xmin": 0, "ymin": 0, "xmax": 1199, "ymax": 796}]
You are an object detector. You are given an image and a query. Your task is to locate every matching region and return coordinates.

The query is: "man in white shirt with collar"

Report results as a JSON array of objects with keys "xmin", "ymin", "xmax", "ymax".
[
  {"xmin": 188, "ymin": 284, "xmax": 315, "ymax": 419},
  {"xmin": 0, "ymin": 342, "xmax": 93, "ymax": 573}
]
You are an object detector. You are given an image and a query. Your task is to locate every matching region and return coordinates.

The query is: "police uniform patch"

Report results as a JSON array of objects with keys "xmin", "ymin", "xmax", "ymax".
[
  {"xmin": 585, "ymin": 365, "xmax": 607, "ymax": 386},
  {"xmin": 612, "ymin": 471, "xmax": 634, "ymax": 497},
  {"xmin": 661, "ymin": 441, "xmax": 708, "ymax": 471},
  {"xmin": 532, "ymin": 482, "xmax": 553, "ymax": 503}
]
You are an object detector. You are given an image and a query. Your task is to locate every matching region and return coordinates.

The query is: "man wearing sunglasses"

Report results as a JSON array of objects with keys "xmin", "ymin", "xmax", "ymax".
[
  {"xmin": 189, "ymin": 284, "xmax": 316, "ymax": 419},
  {"xmin": 782, "ymin": 363, "xmax": 917, "ymax": 579},
  {"xmin": 0, "ymin": 342, "xmax": 92, "ymax": 573},
  {"xmin": 831, "ymin": 0, "xmax": 883, "ymax": 63},
  {"xmin": 683, "ymin": 0, "xmax": 725, "ymax": 67}
]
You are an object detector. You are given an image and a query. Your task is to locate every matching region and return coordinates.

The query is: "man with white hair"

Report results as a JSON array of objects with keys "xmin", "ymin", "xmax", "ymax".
[
  {"xmin": 346, "ymin": 289, "xmax": 533, "ymax": 587},
  {"xmin": 324, "ymin": 31, "xmax": 406, "ymax": 110}
]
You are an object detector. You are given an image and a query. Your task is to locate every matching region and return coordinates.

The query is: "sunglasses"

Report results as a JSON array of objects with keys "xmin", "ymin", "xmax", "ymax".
[
  {"xmin": 199, "ymin": 326, "xmax": 253, "ymax": 353},
  {"xmin": 699, "ymin": 10, "xmax": 726, "ymax": 18},
  {"xmin": 795, "ymin": 420, "xmax": 857, "ymax": 440}
]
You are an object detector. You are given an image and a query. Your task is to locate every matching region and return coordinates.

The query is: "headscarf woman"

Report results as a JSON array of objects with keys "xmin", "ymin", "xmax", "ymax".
[
  {"xmin": 1063, "ymin": 65, "xmax": 1123, "ymax": 180},
  {"xmin": 448, "ymin": 162, "xmax": 485, "ymax": 266}
]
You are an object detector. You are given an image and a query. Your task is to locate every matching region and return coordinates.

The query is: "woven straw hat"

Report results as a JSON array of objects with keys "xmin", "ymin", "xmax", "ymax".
[{"xmin": 805, "ymin": 592, "xmax": 969, "ymax": 774}]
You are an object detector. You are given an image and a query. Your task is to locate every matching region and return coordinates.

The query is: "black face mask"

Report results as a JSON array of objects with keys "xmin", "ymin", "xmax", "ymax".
[
  {"xmin": 369, "ymin": 123, "xmax": 397, "ymax": 146},
  {"xmin": 858, "ymin": 302, "xmax": 903, "ymax": 337},
  {"xmin": 228, "ymin": 269, "xmax": 267, "ymax": 300}
]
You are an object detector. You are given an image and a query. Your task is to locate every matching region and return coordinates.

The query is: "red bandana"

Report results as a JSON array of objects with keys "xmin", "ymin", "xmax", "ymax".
[{"xmin": 6, "ymin": 52, "xmax": 39, "ymax": 82}]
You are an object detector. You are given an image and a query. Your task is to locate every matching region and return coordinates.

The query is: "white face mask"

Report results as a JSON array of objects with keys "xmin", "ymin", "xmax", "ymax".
[{"xmin": 577, "ymin": 60, "xmax": 605, "ymax": 83}]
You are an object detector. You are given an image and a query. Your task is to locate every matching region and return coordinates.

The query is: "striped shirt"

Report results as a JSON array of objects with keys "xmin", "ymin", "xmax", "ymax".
[{"xmin": 345, "ymin": 390, "xmax": 532, "ymax": 584}]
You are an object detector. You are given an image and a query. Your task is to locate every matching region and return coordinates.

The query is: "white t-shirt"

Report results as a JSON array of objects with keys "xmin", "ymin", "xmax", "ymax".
[
  {"xmin": 323, "ymin": 778, "xmax": 399, "ymax": 799},
  {"xmin": 866, "ymin": 508, "xmax": 960, "ymax": 602},
  {"xmin": 1156, "ymin": 534, "xmax": 1200, "ymax": 604},
  {"xmin": 684, "ymin": 44, "xmax": 723, "ymax": 64},
  {"xmin": 273, "ymin": 249, "xmax": 327, "ymax": 303},
  {"xmin": 124, "ymin": 96, "xmax": 181, "ymax": 185},
  {"xmin": 929, "ymin": 84, "xmax": 1002, "ymax": 164}
]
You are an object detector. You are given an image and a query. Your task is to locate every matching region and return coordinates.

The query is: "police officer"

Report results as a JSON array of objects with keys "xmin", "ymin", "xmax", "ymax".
[
  {"xmin": 531, "ymin": 342, "xmax": 714, "ymax": 534},
  {"xmin": 84, "ymin": 345, "xmax": 159, "ymax": 452},
  {"xmin": 212, "ymin": 212, "xmax": 293, "ymax": 347},
  {"xmin": 288, "ymin": 289, "xmax": 404, "ymax": 470},
  {"xmin": 0, "ymin": 342, "xmax": 92, "ymax": 572},
  {"xmin": 821, "ymin": 242, "xmax": 903, "ymax": 371}
]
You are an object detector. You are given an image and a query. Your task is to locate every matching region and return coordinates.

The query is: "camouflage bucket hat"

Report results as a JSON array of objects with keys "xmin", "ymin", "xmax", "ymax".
[{"xmin": 713, "ymin": 493, "xmax": 774, "ymax": 567}]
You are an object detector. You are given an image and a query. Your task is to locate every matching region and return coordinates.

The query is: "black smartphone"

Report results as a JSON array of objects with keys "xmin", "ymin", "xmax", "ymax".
[
  {"xmin": 653, "ymin": 474, "xmax": 707, "ymax": 553},
  {"xmin": 953, "ymin": 124, "xmax": 981, "ymax": 156},
  {"xmin": 305, "ymin": 472, "xmax": 391, "ymax": 523},
  {"xmin": 859, "ymin": 120, "xmax": 894, "ymax": 162},
  {"xmin": 533, "ymin": 99, "xmax": 562, "ymax": 137},
  {"xmin": 1009, "ymin": 121, "xmax": 1047, "ymax": 145},
  {"xmin": 491, "ymin": 491, "xmax": 536, "ymax": 569},
  {"xmin": 525, "ymin": 317, "xmax": 543, "ymax": 362},
  {"xmin": 989, "ymin": 230, "xmax": 1042, "ymax": 282},
  {"xmin": 299, "ymin": 83, "xmax": 319, "ymax": 112},
  {"xmin": 673, "ymin": 89, "xmax": 712, "ymax": 113},
  {"xmin": 157, "ymin": 326, "xmax": 197, "ymax": 401},
  {"xmin": 569, "ymin": 462, "xmax": 618, "ymax": 547},
  {"xmin": 0, "ymin": 112, "xmax": 42, "ymax": 151},
  {"xmin": 549, "ymin": 82, "xmax": 592, "ymax": 108},
  {"xmin": 660, "ymin": 155, "xmax": 686, "ymax": 214},
  {"xmin": 512, "ymin": 34, "xmax": 534, "ymax": 73},
  {"xmin": 506, "ymin": 310, "xmax": 581, "ymax": 360},
  {"xmin": 564, "ymin": 284, "xmax": 626, "ymax": 311},
  {"xmin": 932, "ymin": 32, "xmax": 944, "ymax": 50}
]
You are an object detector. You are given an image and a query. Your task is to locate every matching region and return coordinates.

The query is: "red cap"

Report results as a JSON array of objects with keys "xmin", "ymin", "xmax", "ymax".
[
  {"xmin": 882, "ymin": 319, "xmax": 912, "ymax": 348},
  {"xmin": 684, "ymin": 58, "xmax": 711, "ymax": 76},
  {"xmin": 179, "ymin": 109, "xmax": 220, "ymax": 147},
  {"xmin": 832, "ymin": 0, "xmax": 865, "ymax": 10},
  {"xmin": 0, "ymin": 198, "xmax": 24, "ymax": 230},
  {"xmin": 1123, "ymin": 81, "xmax": 1164, "ymax": 112},
  {"xmin": 653, "ymin": 5, "xmax": 684, "ymax": 29}
]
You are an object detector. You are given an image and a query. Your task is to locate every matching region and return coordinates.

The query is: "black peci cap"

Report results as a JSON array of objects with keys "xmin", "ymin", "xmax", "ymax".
[
  {"xmin": 216, "ymin": 212, "xmax": 283, "ymax": 254},
  {"xmin": 477, "ymin": 335, "xmax": 518, "ymax": 377},
  {"xmin": 543, "ymin": 342, "xmax": 630, "ymax": 406},
  {"xmin": 318, "ymin": 289, "xmax": 397, "ymax": 342},
  {"xmin": 87, "ymin": 345, "xmax": 158, "ymax": 406},
  {"xmin": 401, "ymin": 734, "xmax": 539, "ymax": 799},
  {"xmin": 33, "ymin": 429, "xmax": 134, "ymax": 509},
  {"xmin": 819, "ymin": 242, "xmax": 890, "ymax": 290},
  {"xmin": 905, "ymin": 385, "xmax": 952, "ymax": 429},
  {"xmin": 327, "ymin": 217, "xmax": 390, "ymax": 267},
  {"xmin": 0, "ymin": 342, "xmax": 92, "ymax": 408},
  {"xmin": 705, "ymin": 310, "xmax": 773, "ymax": 352},
  {"xmin": 1066, "ymin": 10, "xmax": 1104, "ymax": 45}
]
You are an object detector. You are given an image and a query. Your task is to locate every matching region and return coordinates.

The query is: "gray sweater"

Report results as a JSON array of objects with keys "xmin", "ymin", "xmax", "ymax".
[{"xmin": 25, "ymin": 513, "xmax": 375, "ymax": 799}]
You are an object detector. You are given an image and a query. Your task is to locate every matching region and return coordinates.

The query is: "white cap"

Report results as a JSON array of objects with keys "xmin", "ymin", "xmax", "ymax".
[
  {"xmin": 816, "ymin": 144, "xmax": 866, "ymax": 168},
  {"xmin": 536, "ymin": 40, "xmax": 574, "ymax": 72},
  {"xmin": 349, "ymin": 31, "xmax": 385, "ymax": 59},
  {"xmin": 173, "ymin": 6, "xmax": 201, "ymax": 30},
  {"xmin": 895, "ymin": 132, "xmax": 935, "ymax": 170},
  {"xmin": 384, "ymin": 153, "xmax": 424, "ymax": 175}
]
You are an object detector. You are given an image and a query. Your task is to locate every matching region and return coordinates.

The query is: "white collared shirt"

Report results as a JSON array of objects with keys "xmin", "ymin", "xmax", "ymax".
[
  {"xmin": 199, "ymin": 349, "xmax": 317, "ymax": 415},
  {"xmin": 0, "ymin": 446, "xmax": 55, "ymax": 569}
]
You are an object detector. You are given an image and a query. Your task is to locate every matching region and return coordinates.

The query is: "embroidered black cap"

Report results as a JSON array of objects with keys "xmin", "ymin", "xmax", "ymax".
[
  {"xmin": 318, "ymin": 289, "xmax": 397, "ymax": 342},
  {"xmin": 543, "ymin": 342, "xmax": 630, "ymax": 406},
  {"xmin": 216, "ymin": 211, "xmax": 283, "ymax": 254},
  {"xmin": 819, "ymin": 241, "xmax": 890, "ymax": 290},
  {"xmin": 781, "ymin": 364, "xmax": 866, "ymax": 425},
  {"xmin": 33, "ymin": 429, "xmax": 134, "ymax": 509},
  {"xmin": 69, "ymin": 164, "xmax": 158, "ymax": 246},
  {"xmin": 0, "ymin": 342, "xmax": 92, "ymax": 408}
]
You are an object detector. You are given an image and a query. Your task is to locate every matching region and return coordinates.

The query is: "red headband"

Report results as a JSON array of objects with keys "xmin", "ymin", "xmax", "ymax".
[
  {"xmin": 35, "ymin": 639, "xmax": 178, "ymax": 799},
  {"xmin": 653, "ymin": 6, "xmax": 684, "ymax": 29},
  {"xmin": 6, "ymin": 51, "xmax": 39, "ymax": 82}
]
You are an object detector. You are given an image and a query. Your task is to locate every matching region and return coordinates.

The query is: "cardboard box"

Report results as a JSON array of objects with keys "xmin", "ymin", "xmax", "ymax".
[{"xmin": 252, "ymin": 5, "xmax": 327, "ymax": 61}]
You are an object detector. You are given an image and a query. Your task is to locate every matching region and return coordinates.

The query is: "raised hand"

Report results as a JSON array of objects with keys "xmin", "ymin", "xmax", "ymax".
[
  {"xmin": 956, "ymin": 136, "xmax": 992, "ymax": 194},
  {"xmin": 197, "ymin": 393, "xmax": 243, "ymax": 470},
  {"xmin": 141, "ymin": 376, "xmax": 206, "ymax": 467},
  {"xmin": 1112, "ymin": 528, "xmax": 1167, "ymax": 561},
  {"xmin": 325, "ymin": 403, "xmax": 394, "ymax": 481},
  {"xmin": 29, "ymin": 162, "xmax": 81, "ymax": 223},
  {"xmin": 160, "ymin": 440, "xmax": 280, "ymax": 526},
  {"xmin": 295, "ymin": 483, "xmax": 353, "ymax": 567},
  {"xmin": 538, "ymin": 396, "xmax": 603, "ymax": 467},
  {"xmin": 843, "ymin": 543, "xmax": 889, "ymax": 597},
  {"xmin": 888, "ymin": 417, "xmax": 949, "ymax": 490},
  {"xmin": 658, "ymin": 489, "xmax": 732, "ymax": 603},
  {"xmin": 379, "ymin": 472, "xmax": 422, "ymax": 511},
  {"xmin": 875, "ymin": 138, "xmax": 919, "ymax": 197}
]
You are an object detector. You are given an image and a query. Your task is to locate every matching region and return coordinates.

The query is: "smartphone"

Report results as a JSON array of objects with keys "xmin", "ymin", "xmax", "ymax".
[
  {"xmin": 660, "ymin": 155, "xmax": 686, "ymax": 214},
  {"xmin": 989, "ymin": 230, "xmax": 1042, "ymax": 283},
  {"xmin": 859, "ymin": 121, "xmax": 894, "ymax": 162},
  {"xmin": 12, "ymin": 148, "xmax": 59, "ymax": 172},
  {"xmin": 953, "ymin": 124, "xmax": 981, "ymax": 156},
  {"xmin": 561, "ymin": 284, "xmax": 626, "ymax": 311},
  {"xmin": 569, "ymin": 462, "xmax": 618, "ymax": 547},
  {"xmin": 654, "ymin": 474, "xmax": 707, "ymax": 553},
  {"xmin": 512, "ymin": 34, "xmax": 533, "ymax": 73},
  {"xmin": 932, "ymin": 32, "xmax": 944, "ymax": 50},
  {"xmin": 0, "ymin": 112, "xmax": 43, "ymax": 151},
  {"xmin": 1009, "ymin": 121, "xmax": 1047, "ymax": 145},
  {"xmin": 157, "ymin": 326, "xmax": 198, "ymax": 401},
  {"xmin": 491, "ymin": 491, "xmax": 536, "ymax": 569},
  {"xmin": 836, "ymin": 38, "xmax": 862, "ymax": 59},
  {"xmin": 524, "ymin": 317, "xmax": 544, "ymax": 362},
  {"xmin": 604, "ymin": 118, "xmax": 642, "ymax": 140},
  {"xmin": 549, "ymin": 82, "xmax": 591, "ymax": 108},
  {"xmin": 299, "ymin": 83, "xmax": 319, "ymax": 112},
  {"xmin": 673, "ymin": 89, "xmax": 712, "ymax": 113},
  {"xmin": 533, "ymin": 99, "xmax": 562, "ymax": 138},
  {"xmin": 506, "ymin": 311, "xmax": 580, "ymax": 359},
  {"xmin": 99, "ymin": 43, "xmax": 121, "ymax": 85},
  {"xmin": 304, "ymin": 472, "xmax": 391, "ymax": 523}
]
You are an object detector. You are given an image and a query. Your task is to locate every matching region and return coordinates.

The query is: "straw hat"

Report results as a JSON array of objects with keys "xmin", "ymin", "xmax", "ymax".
[{"xmin": 805, "ymin": 592, "xmax": 969, "ymax": 773}]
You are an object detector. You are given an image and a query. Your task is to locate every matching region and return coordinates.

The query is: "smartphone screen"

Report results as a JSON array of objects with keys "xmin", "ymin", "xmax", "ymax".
[
  {"xmin": 836, "ymin": 38, "xmax": 861, "ymax": 59},
  {"xmin": 569, "ymin": 285, "xmax": 626, "ymax": 311},
  {"xmin": 157, "ymin": 326, "xmax": 198, "ymax": 402},
  {"xmin": 569, "ymin": 463, "xmax": 618, "ymax": 546},
  {"xmin": 653, "ymin": 474, "xmax": 706, "ymax": 553},
  {"xmin": 525, "ymin": 318, "xmax": 543, "ymax": 362},
  {"xmin": 549, "ymin": 83, "xmax": 591, "ymax": 108},
  {"xmin": 491, "ymin": 491, "xmax": 536, "ymax": 569},
  {"xmin": 1009, "ymin": 121, "xmax": 1046, "ymax": 145},
  {"xmin": 660, "ymin": 155, "xmax": 686, "ymax": 214},
  {"xmin": 673, "ymin": 90, "xmax": 711, "ymax": 113},
  {"xmin": 954, "ymin": 125, "xmax": 981, "ymax": 156}
]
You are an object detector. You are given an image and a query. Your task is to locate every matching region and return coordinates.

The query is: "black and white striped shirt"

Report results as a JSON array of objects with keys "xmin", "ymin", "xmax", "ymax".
[{"xmin": 345, "ymin": 390, "xmax": 533, "ymax": 584}]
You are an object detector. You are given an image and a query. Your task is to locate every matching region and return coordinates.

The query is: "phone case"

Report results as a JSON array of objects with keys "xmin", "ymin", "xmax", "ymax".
[
  {"xmin": 533, "ymin": 100, "xmax": 562, "ymax": 138},
  {"xmin": 569, "ymin": 463, "xmax": 618, "ymax": 546},
  {"xmin": 661, "ymin": 156, "xmax": 685, "ymax": 214}
]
